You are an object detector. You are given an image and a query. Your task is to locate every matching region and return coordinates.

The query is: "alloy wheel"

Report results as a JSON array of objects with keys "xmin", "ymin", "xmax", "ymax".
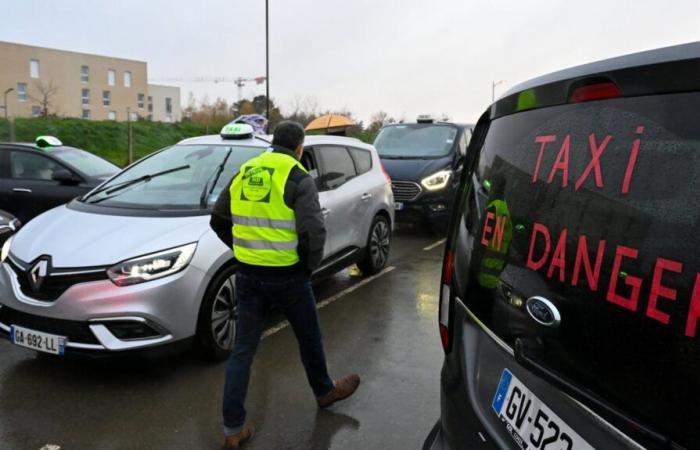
[
  {"xmin": 211, "ymin": 274, "xmax": 237, "ymax": 350},
  {"xmin": 370, "ymin": 219, "xmax": 390, "ymax": 269}
]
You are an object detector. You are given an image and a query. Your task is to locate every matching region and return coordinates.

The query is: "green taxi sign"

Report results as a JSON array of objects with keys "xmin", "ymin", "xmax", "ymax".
[
  {"xmin": 220, "ymin": 123, "xmax": 254, "ymax": 140},
  {"xmin": 35, "ymin": 135, "xmax": 63, "ymax": 149}
]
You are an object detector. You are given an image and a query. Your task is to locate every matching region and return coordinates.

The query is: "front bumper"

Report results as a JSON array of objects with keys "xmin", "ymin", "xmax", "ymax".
[
  {"xmin": 393, "ymin": 187, "xmax": 455, "ymax": 225},
  {"xmin": 0, "ymin": 260, "xmax": 210, "ymax": 354}
]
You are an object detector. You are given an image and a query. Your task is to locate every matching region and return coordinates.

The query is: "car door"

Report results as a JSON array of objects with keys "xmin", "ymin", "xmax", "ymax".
[
  {"xmin": 0, "ymin": 148, "xmax": 12, "ymax": 213},
  {"xmin": 314, "ymin": 145, "xmax": 362, "ymax": 257},
  {"xmin": 301, "ymin": 147, "xmax": 334, "ymax": 259},
  {"xmin": 8, "ymin": 149, "xmax": 85, "ymax": 223}
]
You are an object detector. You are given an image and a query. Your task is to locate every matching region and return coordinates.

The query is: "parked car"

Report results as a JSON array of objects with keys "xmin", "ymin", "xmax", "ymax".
[
  {"xmin": 0, "ymin": 209, "xmax": 20, "ymax": 247},
  {"xmin": 424, "ymin": 42, "xmax": 700, "ymax": 450},
  {"xmin": 0, "ymin": 124, "xmax": 393, "ymax": 360},
  {"xmin": 374, "ymin": 116, "xmax": 473, "ymax": 234},
  {"xmin": 0, "ymin": 136, "xmax": 120, "ymax": 224}
]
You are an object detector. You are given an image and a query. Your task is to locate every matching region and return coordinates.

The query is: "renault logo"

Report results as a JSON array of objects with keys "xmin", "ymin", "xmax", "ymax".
[{"xmin": 28, "ymin": 257, "xmax": 50, "ymax": 292}]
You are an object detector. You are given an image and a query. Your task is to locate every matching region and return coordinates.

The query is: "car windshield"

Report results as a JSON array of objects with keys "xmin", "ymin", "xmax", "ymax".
[
  {"xmin": 374, "ymin": 124, "xmax": 458, "ymax": 158},
  {"xmin": 49, "ymin": 147, "xmax": 120, "ymax": 178},
  {"xmin": 82, "ymin": 144, "xmax": 265, "ymax": 210}
]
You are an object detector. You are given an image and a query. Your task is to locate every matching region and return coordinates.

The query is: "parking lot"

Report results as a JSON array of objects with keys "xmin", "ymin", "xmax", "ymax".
[{"xmin": 0, "ymin": 227, "xmax": 445, "ymax": 450}]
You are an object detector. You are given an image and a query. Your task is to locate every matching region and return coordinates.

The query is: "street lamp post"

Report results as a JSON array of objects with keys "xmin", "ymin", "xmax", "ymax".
[
  {"xmin": 492, "ymin": 80, "xmax": 504, "ymax": 102},
  {"xmin": 265, "ymin": 0, "xmax": 270, "ymax": 124}
]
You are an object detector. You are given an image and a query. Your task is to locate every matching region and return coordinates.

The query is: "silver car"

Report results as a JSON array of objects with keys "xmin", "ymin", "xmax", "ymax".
[{"xmin": 0, "ymin": 131, "xmax": 394, "ymax": 360}]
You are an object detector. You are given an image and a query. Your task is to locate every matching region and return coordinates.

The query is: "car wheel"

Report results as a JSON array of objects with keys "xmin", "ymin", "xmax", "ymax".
[
  {"xmin": 195, "ymin": 264, "xmax": 237, "ymax": 362},
  {"xmin": 358, "ymin": 214, "xmax": 391, "ymax": 276}
]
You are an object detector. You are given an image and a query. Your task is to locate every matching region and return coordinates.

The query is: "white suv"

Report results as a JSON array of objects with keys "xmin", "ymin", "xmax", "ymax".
[{"xmin": 0, "ymin": 128, "xmax": 394, "ymax": 360}]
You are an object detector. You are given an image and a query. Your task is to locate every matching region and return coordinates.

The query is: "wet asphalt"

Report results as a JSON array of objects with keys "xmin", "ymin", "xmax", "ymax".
[{"xmin": 0, "ymin": 226, "xmax": 445, "ymax": 450}]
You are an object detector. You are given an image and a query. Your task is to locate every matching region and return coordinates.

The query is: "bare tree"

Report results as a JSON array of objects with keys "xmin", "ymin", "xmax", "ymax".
[{"xmin": 29, "ymin": 80, "xmax": 59, "ymax": 117}]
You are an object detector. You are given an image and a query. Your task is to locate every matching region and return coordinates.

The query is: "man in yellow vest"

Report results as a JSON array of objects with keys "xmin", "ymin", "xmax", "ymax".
[{"xmin": 210, "ymin": 121, "xmax": 360, "ymax": 449}]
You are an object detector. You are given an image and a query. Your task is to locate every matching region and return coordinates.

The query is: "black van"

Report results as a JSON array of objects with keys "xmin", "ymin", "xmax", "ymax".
[
  {"xmin": 374, "ymin": 117, "xmax": 473, "ymax": 233},
  {"xmin": 424, "ymin": 42, "xmax": 700, "ymax": 450}
]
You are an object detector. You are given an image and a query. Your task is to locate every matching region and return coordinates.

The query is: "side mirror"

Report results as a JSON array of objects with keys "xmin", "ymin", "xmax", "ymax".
[{"xmin": 52, "ymin": 169, "xmax": 81, "ymax": 185}]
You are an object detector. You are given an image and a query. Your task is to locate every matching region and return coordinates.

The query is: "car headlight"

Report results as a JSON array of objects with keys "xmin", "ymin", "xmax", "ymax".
[
  {"xmin": 1, "ymin": 236, "xmax": 13, "ymax": 263},
  {"xmin": 107, "ymin": 243, "xmax": 197, "ymax": 287},
  {"xmin": 421, "ymin": 170, "xmax": 452, "ymax": 191}
]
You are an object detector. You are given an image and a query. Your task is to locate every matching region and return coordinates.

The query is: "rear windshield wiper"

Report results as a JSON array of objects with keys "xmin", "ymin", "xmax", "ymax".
[
  {"xmin": 200, "ymin": 147, "xmax": 233, "ymax": 208},
  {"xmin": 84, "ymin": 165, "xmax": 191, "ymax": 204}
]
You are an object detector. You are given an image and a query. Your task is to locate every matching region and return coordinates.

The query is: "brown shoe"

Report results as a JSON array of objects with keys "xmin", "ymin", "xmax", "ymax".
[
  {"xmin": 316, "ymin": 374, "xmax": 361, "ymax": 408},
  {"xmin": 223, "ymin": 422, "xmax": 255, "ymax": 449}
]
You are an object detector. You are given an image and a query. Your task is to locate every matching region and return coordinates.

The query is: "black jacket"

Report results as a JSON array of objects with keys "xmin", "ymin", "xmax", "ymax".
[{"xmin": 209, "ymin": 146, "xmax": 326, "ymax": 276}]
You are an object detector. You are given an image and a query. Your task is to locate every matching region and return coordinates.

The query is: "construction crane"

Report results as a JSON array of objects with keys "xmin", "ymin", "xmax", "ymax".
[{"xmin": 149, "ymin": 76, "xmax": 267, "ymax": 102}]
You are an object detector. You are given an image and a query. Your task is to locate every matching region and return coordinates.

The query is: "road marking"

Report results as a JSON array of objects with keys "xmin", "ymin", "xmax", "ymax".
[
  {"xmin": 423, "ymin": 239, "xmax": 446, "ymax": 251},
  {"xmin": 262, "ymin": 266, "xmax": 396, "ymax": 339},
  {"xmin": 39, "ymin": 446, "xmax": 61, "ymax": 450}
]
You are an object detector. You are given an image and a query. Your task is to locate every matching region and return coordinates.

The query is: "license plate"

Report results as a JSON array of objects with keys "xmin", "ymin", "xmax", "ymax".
[
  {"xmin": 394, "ymin": 202, "xmax": 404, "ymax": 211},
  {"xmin": 492, "ymin": 369, "xmax": 593, "ymax": 450},
  {"xmin": 11, "ymin": 325, "xmax": 66, "ymax": 356}
]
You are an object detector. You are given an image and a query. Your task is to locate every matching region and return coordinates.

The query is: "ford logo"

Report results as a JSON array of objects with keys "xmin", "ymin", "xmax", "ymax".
[{"xmin": 525, "ymin": 296, "xmax": 561, "ymax": 327}]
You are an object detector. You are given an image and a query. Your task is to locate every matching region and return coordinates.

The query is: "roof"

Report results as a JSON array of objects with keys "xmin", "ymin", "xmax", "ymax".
[
  {"xmin": 177, "ymin": 133, "xmax": 374, "ymax": 150},
  {"xmin": 501, "ymin": 41, "xmax": 700, "ymax": 99}
]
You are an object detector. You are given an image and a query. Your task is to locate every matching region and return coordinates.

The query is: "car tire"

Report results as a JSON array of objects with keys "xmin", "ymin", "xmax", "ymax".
[
  {"xmin": 195, "ymin": 264, "xmax": 237, "ymax": 362},
  {"xmin": 358, "ymin": 214, "xmax": 391, "ymax": 276}
]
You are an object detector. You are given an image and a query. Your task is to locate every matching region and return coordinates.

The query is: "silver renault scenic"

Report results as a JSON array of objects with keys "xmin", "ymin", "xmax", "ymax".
[{"xmin": 0, "ymin": 125, "xmax": 393, "ymax": 360}]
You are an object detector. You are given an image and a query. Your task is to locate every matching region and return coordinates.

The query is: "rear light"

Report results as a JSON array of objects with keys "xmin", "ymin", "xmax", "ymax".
[
  {"xmin": 439, "ymin": 249, "xmax": 454, "ymax": 352},
  {"xmin": 569, "ymin": 82, "xmax": 621, "ymax": 103},
  {"xmin": 381, "ymin": 164, "xmax": 392, "ymax": 184}
]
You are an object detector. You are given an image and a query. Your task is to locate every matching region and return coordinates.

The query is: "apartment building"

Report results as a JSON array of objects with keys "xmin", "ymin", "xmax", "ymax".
[
  {"xmin": 0, "ymin": 41, "xmax": 179, "ymax": 122},
  {"xmin": 148, "ymin": 84, "xmax": 181, "ymax": 122}
]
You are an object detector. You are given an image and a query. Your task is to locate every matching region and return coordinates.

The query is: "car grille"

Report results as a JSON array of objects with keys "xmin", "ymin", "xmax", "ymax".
[
  {"xmin": 0, "ymin": 305, "xmax": 100, "ymax": 344},
  {"xmin": 391, "ymin": 180, "xmax": 422, "ymax": 201},
  {"xmin": 6, "ymin": 257, "xmax": 108, "ymax": 303}
]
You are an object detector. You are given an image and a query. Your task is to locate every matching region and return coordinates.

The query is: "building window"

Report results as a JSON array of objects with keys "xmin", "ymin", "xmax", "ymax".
[
  {"xmin": 81, "ymin": 65, "xmax": 89, "ymax": 83},
  {"xmin": 82, "ymin": 109, "xmax": 91, "ymax": 120},
  {"xmin": 82, "ymin": 88, "xmax": 90, "ymax": 105},
  {"xmin": 108, "ymin": 69, "xmax": 116, "ymax": 86},
  {"xmin": 31, "ymin": 105, "xmax": 42, "ymax": 117},
  {"xmin": 30, "ymin": 59, "xmax": 39, "ymax": 79},
  {"xmin": 165, "ymin": 97, "xmax": 173, "ymax": 114},
  {"xmin": 103, "ymin": 90, "xmax": 111, "ymax": 106},
  {"xmin": 108, "ymin": 111, "xmax": 116, "ymax": 121},
  {"xmin": 124, "ymin": 71, "xmax": 132, "ymax": 87},
  {"xmin": 129, "ymin": 112, "xmax": 138, "ymax": 121},
  {"xmin": 137, "ymin": 93, "xmax": 145, "ymax": 109},
  {"xmin": 147, "ymin": 96, "xmax": 153, "ymax": 113},
  {"xmin": 17, "ymin": 83, "xmax": 27, "ymax": 102}
]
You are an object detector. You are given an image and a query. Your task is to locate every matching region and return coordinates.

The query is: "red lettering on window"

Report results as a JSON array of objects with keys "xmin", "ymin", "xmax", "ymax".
[
  {"xmin": 492, "ymin": 215, "xmax": 508, "ymax": 251},
  {"xmin": 481, "ymin": 212, "xmax": 495, "ymax": 247},
  {"xmin": 574, "ymin": 133, "xmax": 612, "ymax": 191},
  {"xmin": 532, "ymin": 135, "xmax": 557, "ymax": 183},
  {"xmin": 621, "ymin": 126, "xmax": 644, "ymax": 194},
  {"xmin": 547, "ymin": 135, "xmax": 570, "ymax": 188},
  {"xmin": 606, "ymin": 245, "xmax": 642, "ymax": 311},
  {"xmin": 646, "ymin": 257, "xmax": 683, "ymax": 325},
  {"xmin": 547, "ymin": 228, "xmax": 568, "ymax": 282},
  {"xmin": 684, "ymin": 274, "xmax": 700, "ymax": 337},
  {"xmin": 572, "ymin": 235, "xmax": 606, "ymax": 291},
  {"xmin": 526, "ymin": 222, "xmax": 551, "ymax": 271}
]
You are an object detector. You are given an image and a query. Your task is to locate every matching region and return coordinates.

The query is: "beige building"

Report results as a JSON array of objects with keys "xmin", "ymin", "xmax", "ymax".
[
  {"xmin": 147, "ymin": 84, "xmax": 181, "ymax": 122},
  {"xmin": 0, "ymin": 41, "xmax": 180, "ymax": 122}
]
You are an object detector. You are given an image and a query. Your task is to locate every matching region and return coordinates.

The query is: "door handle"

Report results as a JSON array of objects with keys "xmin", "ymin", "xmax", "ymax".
[
  {"xmin": 361, "ymin": 193, "xmax": 372, "ymax": 201},
  {"xmin": 12, "ymin": 188, "xmax": 32, "ymax": 194},
  {"xmin": 321, "ymin": 208, "xmax": 331, "ymax": 217}
]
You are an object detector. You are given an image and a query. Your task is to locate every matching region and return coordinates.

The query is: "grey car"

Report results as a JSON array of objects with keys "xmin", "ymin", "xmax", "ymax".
[{"xmin": 0, "ymin": 129, "xmax": 394, "ymax": 360}]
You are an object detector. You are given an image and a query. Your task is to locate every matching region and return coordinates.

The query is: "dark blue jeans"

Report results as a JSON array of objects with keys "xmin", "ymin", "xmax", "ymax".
[{"xmin": 223, "ymin": 271, "xmax": 335, "ymax": 435}]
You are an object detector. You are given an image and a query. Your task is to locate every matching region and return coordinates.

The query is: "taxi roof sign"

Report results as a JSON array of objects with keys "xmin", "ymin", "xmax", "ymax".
[
  {"xmin": 35, "ymin": 135, "xmax": 63, "ymax": 148},
  {"xmin": 220, "ymin": 123, "xmax": 254, "ymax": 140}
]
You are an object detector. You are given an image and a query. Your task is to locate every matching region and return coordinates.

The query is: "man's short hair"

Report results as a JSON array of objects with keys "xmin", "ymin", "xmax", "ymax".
[{"xmin": 272, "ymin": 121, "xmax": 305, "ymax": 152}]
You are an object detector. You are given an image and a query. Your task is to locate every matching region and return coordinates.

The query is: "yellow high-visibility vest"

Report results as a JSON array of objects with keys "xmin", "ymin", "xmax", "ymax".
[{"xmin": 230, "ymin": 151, "xmax": 306, "ymax": 267}]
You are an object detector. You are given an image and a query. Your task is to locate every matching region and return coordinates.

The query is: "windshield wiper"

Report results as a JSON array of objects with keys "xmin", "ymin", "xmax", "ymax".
[
  {"xmin": 200, "ymin": 148, "xmax": 233, "ymax": 208},
  {"xmin": 254, "ymin": 135, "xmax": 271, "ymax": 144},
  {"xmin": 84, "ymin": 165, "xmax": 191, "ymax": 204}
]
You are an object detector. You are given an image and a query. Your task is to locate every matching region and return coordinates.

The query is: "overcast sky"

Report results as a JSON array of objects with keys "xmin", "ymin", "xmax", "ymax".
[{"xmin": 2, "ymin": 0, "xmax": 699, "ymax": 124}]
